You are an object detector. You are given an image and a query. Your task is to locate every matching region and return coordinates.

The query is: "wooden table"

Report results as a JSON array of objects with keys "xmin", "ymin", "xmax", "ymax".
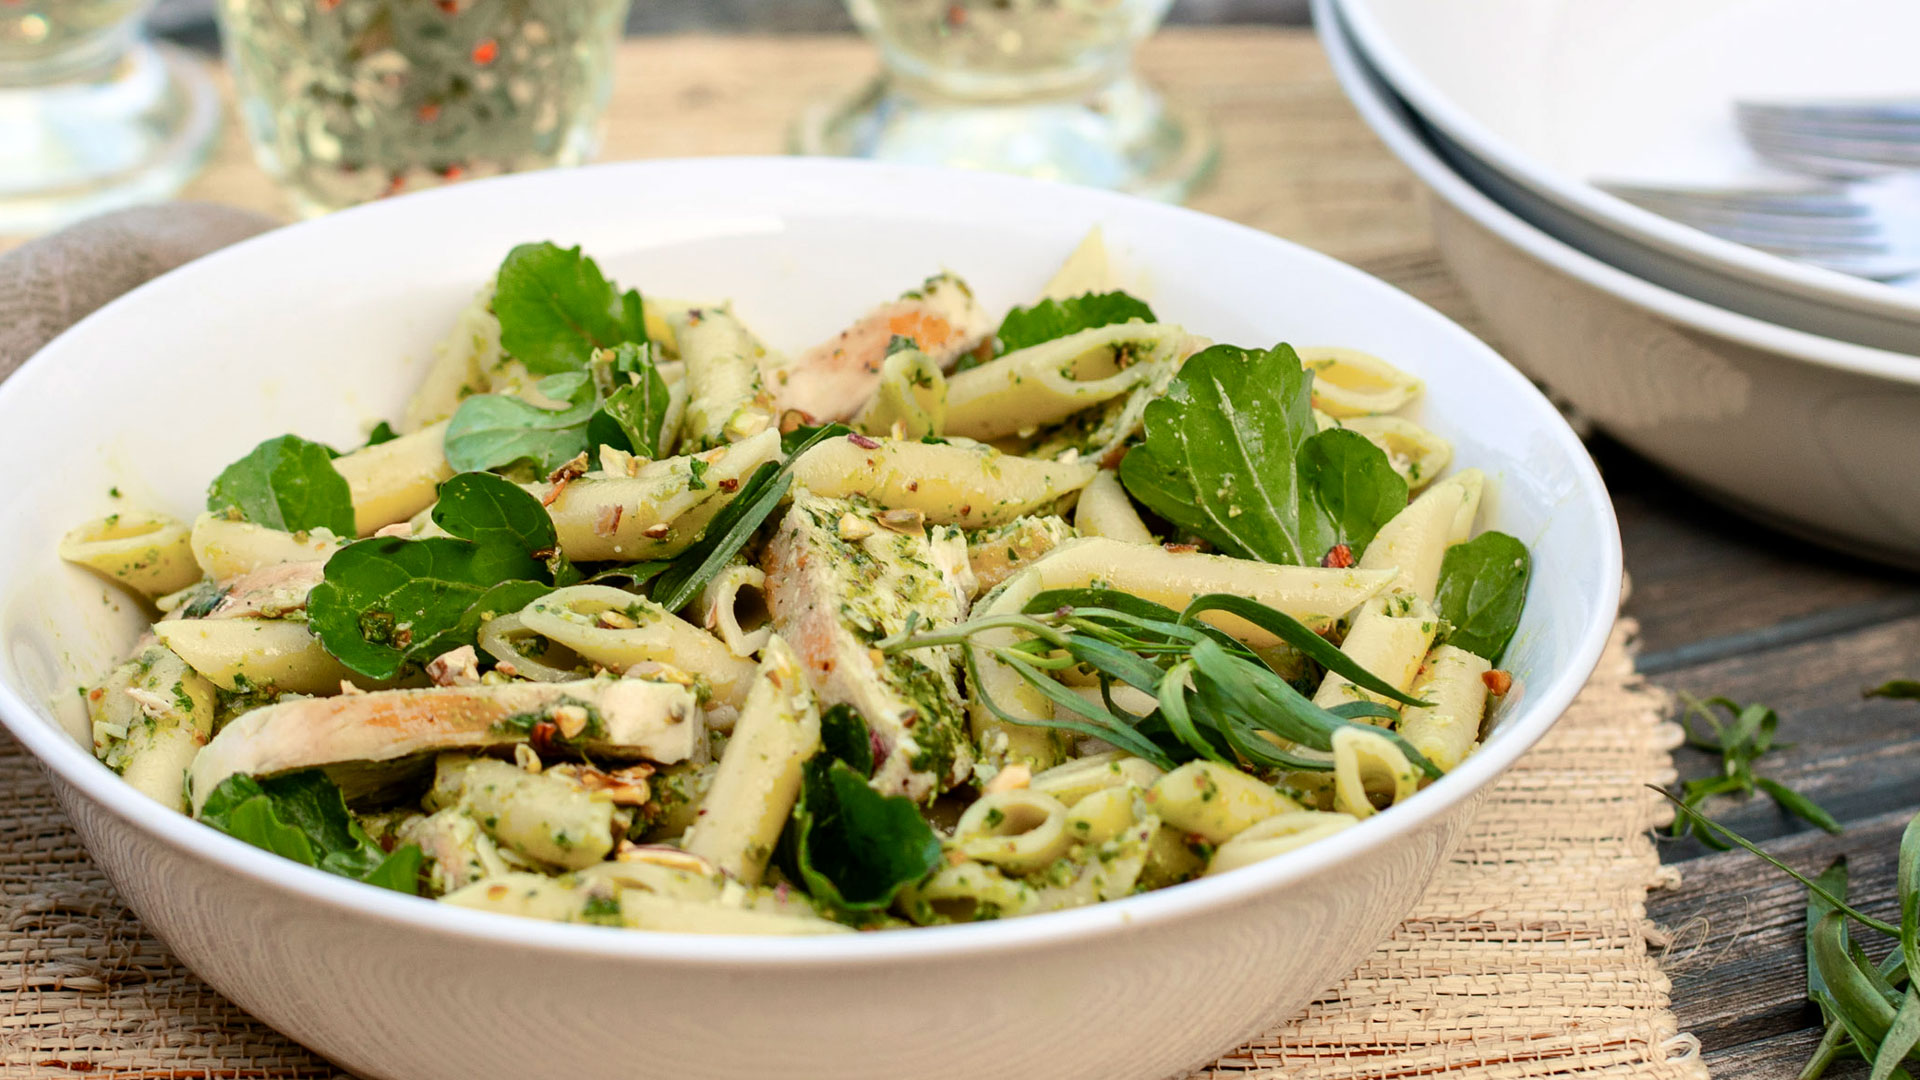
[{"xmin": 53, "ymin": 25, "xmax": 1920, "ymax": 1077}]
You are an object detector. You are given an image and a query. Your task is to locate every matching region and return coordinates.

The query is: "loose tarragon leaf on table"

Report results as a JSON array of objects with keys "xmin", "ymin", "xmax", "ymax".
[
  {"xmin": 1118, "ymin": 342, "xmax": 1407, "ymax": 565},
  {"xmin": 206, "ymin": 433, "xmax": 357, "ymax": 536},
  {"xmin": 1666, "ymin": 694, "xmax": 1842, "ymax": 849},
  {"xmin": 307, "ymin": 472, "xmax": 565, "ymax": 680}
]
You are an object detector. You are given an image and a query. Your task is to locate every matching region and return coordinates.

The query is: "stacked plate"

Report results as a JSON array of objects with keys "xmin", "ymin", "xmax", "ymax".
[{"xmin": 1315, "ymin": 0, "xmax": 1920, "ymax": 567}]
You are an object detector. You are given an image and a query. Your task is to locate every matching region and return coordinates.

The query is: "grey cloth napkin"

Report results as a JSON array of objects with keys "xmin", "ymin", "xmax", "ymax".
[{"xmin": 0, "ymin": 203, "xmax": 280, "ymax": 379}]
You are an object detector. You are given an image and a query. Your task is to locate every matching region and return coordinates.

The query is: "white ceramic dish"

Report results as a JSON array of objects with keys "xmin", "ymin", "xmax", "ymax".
[
  {"xmin": 0, "ymin": 158, "xmax": 1619, "ymax": 1080},
  {"xmin": 1334, "ymin": 0, "xmax": 1920, "ymax": 355},
  {"xmin": 1318, "ymin": 0, "xmax": 1920, "ymax": 568}
]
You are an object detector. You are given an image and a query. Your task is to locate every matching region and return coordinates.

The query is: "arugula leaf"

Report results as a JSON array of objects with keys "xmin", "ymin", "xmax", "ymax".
[
  {"xmin": 198, "ymin": 771, "xmax": 421, "ymax": 894},
  {"xmin": 207, "ymin": 434, "xmax": 357, "ymax": 536},
  {"xmin": 443, "ymin": 372, "xmax": 598, "ymax": 475},
  {"xmin": 785, "ymin": 707, "xmax": 940, "ymax": 913},
  {"xmin": 1434, "ymin": 531, "xmax": 1531, "ymax": 662},
  {"xmin": 586, "ymin": 343, "xmax": 672, "ymax": 457},
  {"xmin": 995, "ymin": 291, "xmax": 1155, "ymax": 355},
  {"xmin": 310, "ymin": 475, "xmax": 562, "ymax": 679},
  {"xmin": 492, "ymin": 242, "xmax": 647, "ymax": 375},
  {"xmin": 309, "ymin": 539, "xmax": 552, "ymax": 680},
  {"xmin": 1119, "ymin": 343, "xmax": 1405, "ymax": 566},
  {"xmin": 648, "ymin": 424, "xmax": 850, "ymax": 612}
]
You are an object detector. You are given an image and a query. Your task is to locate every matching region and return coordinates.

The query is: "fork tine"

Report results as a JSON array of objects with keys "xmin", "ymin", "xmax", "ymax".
[
  {"xmin": 1596, "ymin": 181, "xmax": 1862, "ymax": 217},
  {"xmin": 1593, "ymin": 177, "xmax": 1920, "ymax": 279},
  {"xmin": 1738, "ymin": 99, "xmax": 1920, "ymax": 128}
]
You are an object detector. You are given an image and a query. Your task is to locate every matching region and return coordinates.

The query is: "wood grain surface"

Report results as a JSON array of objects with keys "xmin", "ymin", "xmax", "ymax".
[{"xmin": 27, "ymin": 27, "xmax": 1920, "ymax": 1077}]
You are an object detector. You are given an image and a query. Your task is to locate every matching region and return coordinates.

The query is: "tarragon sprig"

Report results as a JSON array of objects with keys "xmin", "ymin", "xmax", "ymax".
[
  {"xmin": 880, "ymin": 588, "xmax": 1440, "ymax": 778},
  {"xmin": 1668, "ymin": 694, "xmax": 1841, "ymax": 848}
]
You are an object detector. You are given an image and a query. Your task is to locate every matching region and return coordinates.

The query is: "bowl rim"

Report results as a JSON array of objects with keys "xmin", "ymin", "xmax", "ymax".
[
  {"xmin": 0, "ymin": 156, "xmax": 1622, "ymax": 966},
  {"xmin": 1318, "ymin": 0, "xmax": 1920, "ymax": 388},
  {"xmin": 1330, "ymin": 0, "xmax": 1920, "ymax": 331}
]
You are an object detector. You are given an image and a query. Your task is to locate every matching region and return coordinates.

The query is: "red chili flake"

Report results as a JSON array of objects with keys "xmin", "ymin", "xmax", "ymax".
[
  {"xmin": 718, "ymin": 477, "xmax": 739, "ymax": 493},
  {"xmin": 846, "ymin": 433, "xmax": 881, "ymax": 449},
  {"xmin": 945, "ymin": 3, "xmax": 967, "ymax": 27},
  {"xmin": 416, "ymin": 102, "xmax": 440, "ymax": 123},
  {"xmin": 1482, "ymin": 669, "xmax": 1513, "ymax": 696},
  {"xmin": 1320, "ymin": 543, "xmax": 1355, "ymax": 569},
  {"xmin": 1162, "ymin": 542, "xmax": 1199, "ymax": 554},
  {"xmin": 470, "ymin": 38, "xmax": 498, "ymax": 65},
  {"xmin": 1099, "ymin": 444, "xmax": 1129, "ymax": 470},
  {"xmin": 436, "ymin": 0, "xmax": 459, "ymax": 11},
  {"xmin": 959, "ymin": 504, "xmax": 973, "ymax": 517},
  {"xmin": 87, "ymin": 687, "xmax": 104, "ymax": 701},
  {"xmin": 906, "ymin": 480, "xmax": 919, "ymax": 492},
  {"xmin": 440, "ymin": 164, "xmax": 464, "ymax": 181},
  {"xmin": 384, "ymin": 174, "xmax": 406, "ymax": 197},
  {"xmin": 317, "ymin": 0, "xmax": 341, "ymax": 10}
]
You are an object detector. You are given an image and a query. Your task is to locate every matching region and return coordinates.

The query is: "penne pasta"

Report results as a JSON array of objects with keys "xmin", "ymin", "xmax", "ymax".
[
  {"xmin": 673, "ymin": 305, "xmax": 778, "ymax": 450},
  {"xmin": 333, "ymin": 421, "xmax": 455, "ymax": 536},
  {"xmin": 944, "ymin": 322, "xmax": 1191, "ymax": 441},
  {"xmin": 189, "ymin": 512, "xmax": 344, "ymax": 581},
  {"xmin": 1072, "ymin": 469, "xmax": 1154, "ymax": 544},
  {"xmin": 537, "ymin": 428, "xmax": 781, "ymax": 561},
  {"xmin": 790, "ymin": 434, "xmax": 1097, "ymax": 530},
  {"xmin": 60, "ymin": 510, "xmax": 202, "ymax": 598},
  {"xmin": 515, "ymin": 585, "xmax": 758, "ymax": 708},
  {"xmin": 154, "ymin": 617, "xmax": 363, "ymax": 696},
  {"xmin": 1397, "ymin": 644, "xmax": 1493, "ymax": 773}
]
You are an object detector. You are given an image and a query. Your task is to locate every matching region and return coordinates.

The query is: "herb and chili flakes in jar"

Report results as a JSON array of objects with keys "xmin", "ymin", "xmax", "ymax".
[{"xmin": 217, "ymin": 0, "xmax": 630, "ymax": 216}]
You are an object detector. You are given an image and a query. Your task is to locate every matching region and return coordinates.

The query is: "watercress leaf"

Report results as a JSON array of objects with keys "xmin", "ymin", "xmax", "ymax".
[
  {"xmin": 994, "ymin": 290, "xmax": 1156, "ymax": 355},
  {"xmin": 362, "ymin": 421, "xmax": 400, "ymax": 447},
  {"xmin": 430, "ymin": 471, "xmax": 560, "ymax": 560},
  {"xmin": 1434, "ymin": 531, "xmax": 1532, "ymax": 662},
  {"xmin": 819, "ymin": 703, "xmax": 873, "ymax": 777},
  {"xmin": 649, "ymin": 424, "xmax": 851, "ymax": 612},
  {"xmin": 206, "ymin": 434, "xmax": 357, "ymax": 536},
  {"xmin": 492, "ymin": 242, "xmax": 646, "ymax": 374},
  {"xmin": 1119, "ymin": 343, "xmax": 1333, "ymax": 565},
  {"xmin": 443, "ymin": 376, "xmax": 599, "ymax": 475},
  {"xmin": 1296, "ymin": 428, "xmax": 1408, "ymax": 557},
  {"xmin": 196, "ymin": 771, "xmax": 422, "ymax": 895},
  {"xmin": 1755, "ymin": 777, "xmax": 1844, "ymax": 835},
  {"xmin": 586, "ymin": 343, "xmax": 672, "ymax": 457},
  {"xmin": 309, "ymin": 536, "xmax": 550, "ymax": 679},
  {"xmin": 1867, "ymin": 681, "xmax": 1920, "ymax": 701},
  {"xmin": 788, "ymin": 712, "xmax": 941, "ymax": 914}
]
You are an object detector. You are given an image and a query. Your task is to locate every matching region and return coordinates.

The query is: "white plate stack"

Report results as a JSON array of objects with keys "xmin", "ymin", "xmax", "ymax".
[{"xmin": 1317, "ymin": 0, "xmax": 1920, "ymax": 566}]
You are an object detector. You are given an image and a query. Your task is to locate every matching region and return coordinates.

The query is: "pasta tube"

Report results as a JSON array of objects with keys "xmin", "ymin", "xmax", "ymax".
[
  {"xmin": 429, "ymin": 756, "xmax": 617, "ymax": 870},
  {"xmin": 673, "ymin": 305, "xmax": 777, "ymax": 450},
  {"xmin": 405, "ymin": 283, "xmax": 500, "ymax": 431},
  {"xmin": 851, "ymin": 346, "xmax": 947, "ymax": 440},
  {"xmin": 1037, "ymin": 227, "xmax": 1114, "ymax": 300},
  {"xmin": 333, "ymin": 421, "xmax": 454, "ymax": 536},
  {"xmin": 943, "ymin": 322, "xmax": 1191, "ymax": 441},
  {"xmin": 85, "ymin": 644, "xmax": 217, "ymax": 812},
  {"xmin": 517, "ymin": 585, "xmax": 757, "ymax": 708},
  {"xmin": 1330, "ymin": 725, "xmax": 1422, "ymax": 819},
  {"xmin": 1072, "ymin": 469, "xmax": 1154, "ymax": 544},
  {"xmin": 1027, "ymin": 751, "xmax": 1164, "ymax": 807},
  {"xmin": 536, "ymin": 428, "xmax": 780, "ymax": 561},
  {"xmin": 1145, "ymin": 761, "xmax": 1300, "ymax": 844},
  {"xmin": 964, "ymin": 515, "xmax": 1073, "ymax": 595},
  {"xmin": 790, "ymin": 434, "xmax": 1096, "ymax": 530},
  {"xmin": 1358, "ymin": 468, "xmax": 1484, "ymax": 601},
  {"xmin": 952, "ymin": 789, "xmax": 1075, "ymax": 874},
  {"xmin": 1339, "ymin": 415, "xmax": 1453, "ymax": 492},
  {"xmin": 1309, "ymin": 591, "xmax": 1439, "ymax": 711},
  {"xmin": 1298, "ymin": 346, "xmax": 1424, "ymax": 417},
  {"xmin": 60, "ymin": 510, "xmax": 201, "ymax": 598},
  {"xmin": 1397, "ymin": 644, "xmax": 1493, "ymax": 773},
  {"xmin": 698, "ymin": 562, "xmax": 772, "ymax": 659},
  {"xmin": 1204, "ymin": 811, "xmax": 1359, "ymax": 876},
  {"xmin": 680, "ymin": 637, "xmax": 822, "ymax": 884},
  {"xmin": 154, "ymin": 618, "xmax": 362, "ymax": 696},
  {"xmin": 189, "ymin": 512, "xmax": 344, "ymax": 581}
]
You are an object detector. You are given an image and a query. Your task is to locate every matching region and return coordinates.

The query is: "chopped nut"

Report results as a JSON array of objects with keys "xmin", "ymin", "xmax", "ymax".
[
  {"xmin": 552, "ymin": 704, "xmax": 590, "ymax": 739},
  {"xmin": 889, "ymin": 420, "xmax": 907, "ymax": 441},
  {"xmin": 495, "ymin": 661, "xmax": 520, "ymax": 678},
  {"xmin": 847, "ymin": 432, "xmax": 881, "ymax": 449},
  {"xmin": 982, "ymin": 763, "xmax": 1032, "ymax": 795},
  {"xmin": 643, "ymin": 522, "xmax": 672, "ymax": 540},
  {"xmin": 565, "ymin": 763, "xmax": 653, "ymax": 805},
  {"xmin": 1162, "ymin": 542, "xmax": 1199, "ymax": 555},
  {"xmin": 726, "ymin": 408, "xmax": 771, "ymax": 439},
  {"xmin": 877, "ymin": 508, "xmax": 925, "ymax": 534},
  {"xmin": 337, "ymin": 681, "xmax": 368, "ymax": 696},
  {"xmin": 514, "ymin": 743, "xmax": 542, "ymax": 773},
  {"xmin": 868, "ymin": 648, "xmax": 886, "ymax": 669},
  {"xmin": 779, "ymin": 408, "xmax": 816, "ymax": 435},
  {"xmin": 546, "ymin": 451, "xmax": 591, "ymax": 486},
  {"xmin": 597, "ymin": 445, "xmax": 639, "ymax": 476},
  {"xmin": 837, "ymin": 513, "xmax": 877, "ymax": 541},
  {"xmin": 593, "ymin": 504, "xmax": 624, "ymax": 538},
  {"xmin": 596, "ymin": 609, "xmax": 638, "ymax": 630},
  {"xmin": 372, "ymin": 521, "xmax": 412, "ymax": 539},
  {"xmin": 425, "ymin": 645, "xmax": 480, "ymax": 688},
  {"xmin": 123, "ymin": 687, "xmax": 171, "ymax": 718},
  {"xmin": 616, "ymin": 843, "xmax": 714, "ymax": 873},
  {"xmin": 1482, "ymin": 669, "xmax": 1513, "ymax": 696}
]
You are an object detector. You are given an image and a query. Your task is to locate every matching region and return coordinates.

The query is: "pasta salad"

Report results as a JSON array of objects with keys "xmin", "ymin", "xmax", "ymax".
[{"xmin": 60, "ymin": 231, "xmax": 1531, "ymax": 934}]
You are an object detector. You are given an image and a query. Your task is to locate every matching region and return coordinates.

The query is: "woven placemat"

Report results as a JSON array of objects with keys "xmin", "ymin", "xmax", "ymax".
[{"xmin": 0, "ymin": 28, "xmax": 1705, "ymax": 1078}]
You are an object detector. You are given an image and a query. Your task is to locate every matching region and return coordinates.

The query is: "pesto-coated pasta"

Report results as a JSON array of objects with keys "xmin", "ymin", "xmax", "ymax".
[
  {"xmin": 60, "ymin": 511, "xmax": 201, "ymax": 597},
  {"xmin": 790, "ymin": 434, "xmax": 1097, "ymax": 530}
]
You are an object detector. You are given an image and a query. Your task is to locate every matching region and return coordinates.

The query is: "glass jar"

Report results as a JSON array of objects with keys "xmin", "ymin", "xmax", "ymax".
[{"xmin": 217, "ymin": 0, "xmax": 632, "ymax": 216}]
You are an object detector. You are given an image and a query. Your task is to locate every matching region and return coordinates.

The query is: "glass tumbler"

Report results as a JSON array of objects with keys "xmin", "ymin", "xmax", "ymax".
[
  {"xmin": 216, "ymin": 0, "xmax": 632, "ymax": 217},
  {"xmin": 795, "ymin": 0, "xmax": 1215, "ymax": 203},
  {"xmin": 0, "ymin": 0, "xmax": 220, "ymax": 233}
]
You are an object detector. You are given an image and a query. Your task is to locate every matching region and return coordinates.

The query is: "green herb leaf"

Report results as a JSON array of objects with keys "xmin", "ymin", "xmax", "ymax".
[
  {"xmin": 648, "ymin": 424, "xmax": 850, "ymax": 612},
  {"xmin": 1871, "ymin": 989, "xmax": 1920, "ymax": 1080},
  {"xmin": 785, "ymin": 709, "xmax": 940, "ymax": 913},
  {"xmin": 362, "ymin": 421, "xmax": 400, "ymax": 448},
  {"xmin": 994, "ymin": 291, "xmax": 1156, "ymax": 355},
  {"xmin": 206, "ymin": 434, "xmax": 357, "ymax": 536},
  {"xmin": 1118, "ymin": 343, "xmax": 1404, "ymax": 565},
  {"xmin": 1868, "ymin": 681, "xmax": 1920, "ymax": 701},
  {"xmin": 1816, "ymin": 909, "xmax": 1898, "ymax": 1046},
  {"xmin": 1756, "ymin": 777, "xmax": 1845, "ymax": 835},
  {"xmin": 492, "ymin": 242, "xmax": 647, "ymax": 375},
  {"xmin": 1434, "ymin": 531, "xmax": 1532, "ymax": 662},
  {"xmin": 1178, "ymin": 592, "xmax": 1428, "ymax": 707},
  {"xmin": 198, "ymin": 771, "xmax": 421, "ymax": 894},
  {"xmin": 586, "ymin": 343, "xmax": 672, "ymax": 457},
  {"xmin": 432, "ymin": 471, "xmax": 576, "ymax": 585},
  {"xmin": 443, "ymin": 372, "xmax": 599, "ymax": 475}
]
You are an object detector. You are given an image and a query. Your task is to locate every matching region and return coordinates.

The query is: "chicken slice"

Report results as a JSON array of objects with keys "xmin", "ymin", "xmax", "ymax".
[
  {"xmin": 188, "ymin": 677, "xmax": 701, "ymax": 814},
  {"xmin": 763, "ymin": 492, "xmax": 974, "ymax": 801},
  {"xmin": 772, "ymin": 273, "xmax": 987, "ymax": 423}
]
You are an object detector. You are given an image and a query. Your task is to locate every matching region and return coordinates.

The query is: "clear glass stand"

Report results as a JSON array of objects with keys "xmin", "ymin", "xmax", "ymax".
[
  {"xmin": 0, "ymin": 37, "xmax": 220, "ymax": 234},
  {"xmin": 794, "ymin": 68, "xmax": 1215, "ymax": 203}
]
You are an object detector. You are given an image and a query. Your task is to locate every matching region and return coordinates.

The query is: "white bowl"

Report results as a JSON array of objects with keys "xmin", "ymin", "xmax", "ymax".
[
  {"xmin": 1318, "ymin": 0, "xmax": 1920, "ymax": 567},
  {"xmin": 0, "ymin": 159, "xmax": 1619, "ymax": 1080},
  {"xmin": 1334, "ymin": 0, "xmax": 1920, "ymax": 355}
]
